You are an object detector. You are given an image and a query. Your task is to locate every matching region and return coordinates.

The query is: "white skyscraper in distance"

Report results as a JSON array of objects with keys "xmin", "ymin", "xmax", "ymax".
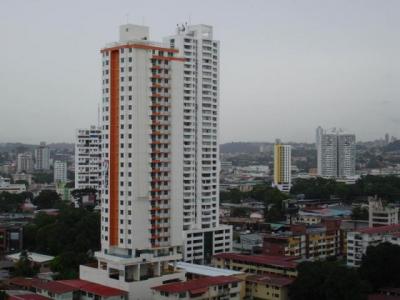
[
  {"xmin": 165, "ymin": 24, "xmax": 232, "ymax": 263},
  {"xmin": 34, "ymin": 142, "xmax": 50, "ymax": 171},
  {"xmin": 273, "ymin": 140, "xmax": 292, "ymax": 193},
  {"xmin": 316, "ymin": 127, "xmax": 356, "ymax": 178},
  {"xmin": 75, "ymin": 126, "xmax": 101, "ymax": 190},
  {"xmin": 53, "ymin": 160, "xmax": 67, "ymax": 183}
]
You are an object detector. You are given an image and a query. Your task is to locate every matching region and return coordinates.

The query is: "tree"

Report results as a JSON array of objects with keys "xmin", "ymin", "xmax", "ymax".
[
  {"xmin": 351, "ymin": 207, "xmax": 369, "ymax": 220},
  {"xmin": 13, "ymin": 250, "xmax": 38, "ymax": 277},
  {"xmin": 33, "ymin": 190, "xmax": 61, "ymax": 209},
  {"xmin": 289, "ymin": 261, "xmax": 368, "ymax": 300},
  {"xmin": 359, "ymin": 242, "xmax": 400, "ymax": 290}
]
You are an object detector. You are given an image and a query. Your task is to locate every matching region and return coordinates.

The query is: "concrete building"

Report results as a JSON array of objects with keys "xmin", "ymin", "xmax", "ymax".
[
  {"xmin": 152, "ymin": 276, "xmax": 242, "ymax": 300},
  {"xmin": 53, "ymin": 161, "xmax": 67, "ymax": 183},
  {"xmin": 12, "ymin": 173, "xmax": 33, "ymax": 185},
  {"xmin": 34, "ymin": 142, "xmax": 50, "ymax": 171},
  {"xmin": 0, "ymin": 177, "xmax": 26, "ymax": 194},
  {"xmin": 316, "ymin": 128, "xmax": 356, "ymax": 178},
  {"xmin": 75, "ymin": 126, "xmax": 102, "ymax": 190},
  {"xmin": 273, "ymin": 141, "xmax": 291, "ymax": 193},
  {"xmin": 346, "ymin": 224, "xmax": 400, "ymax": 267},
  {"xmin": 368, "ymin": 197, "xmax": 399, "ymax": 227},
  {"xmin": 263, "ymin": 220, "xmax": 342, "ymax": 260},
  {"xmin": 17, "ymin": 153, "xmax": 33, "ymax": 174},
  {"xmin": 78, "ymin": 24, "xmax": 187, "ymax": 300},
  {"xmin": 245, "ymin": 274, "xmax": 293, "ymax": 300},
  {"xmin": 164, "ymin": 24, "xmax": 232, "ymax": 263}
]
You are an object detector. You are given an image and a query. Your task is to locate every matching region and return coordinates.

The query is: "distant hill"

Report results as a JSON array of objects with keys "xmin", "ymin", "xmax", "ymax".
[
  {"xmin": 0, "ymin": 142, "xmax": 74, "ymax": 153},
  {"xmin": 220, "ymin": 142, "xmax": 273, "ymax": 154}
]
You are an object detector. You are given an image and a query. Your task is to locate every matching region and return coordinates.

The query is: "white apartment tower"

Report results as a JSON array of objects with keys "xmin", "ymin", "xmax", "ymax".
[
  {"xmin": 273, "ymin": 140, "xmax": 292, "ymax": 193},
  {"xmin": 34, "ymin": 142, "xmax": 50, "ymax": 170},
  {"xmin": 53, "ymin": 160, "xmax": 67, "ymax": 183},
  {"xmin": 316, "ymin": 128, "xmax": 356, "ymax": 178},
  {"xmin": 17, "ymin": 153, "xmax": 34, "ymax": 173},
  {"xmin": 75, "ymin": 126, "xmax": 101, "ymax": 190},
  {"xmin": 79, "ymin": 25, "xmax": 186, "ymax": 299},
  {"xmin": 165, "ymin": 24, "xmax": 232, "ymax": 263}
]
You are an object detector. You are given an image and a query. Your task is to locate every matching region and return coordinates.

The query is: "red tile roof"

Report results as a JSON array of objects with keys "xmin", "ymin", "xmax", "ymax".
[
  {"xmin": 213, "ymin": 253, "xmax": 298, "ymax": 269},
  {"xmin": 60, "ymin": 279, "xmax": 127, "ymax": 297},
  {"xmin": 32, "ymin": 281, "xmax": 78, "ymax": 294},
  {"xmin": 9, "ymin": 277, "xmax": 42, "ymax": 288},
  {"xmin": 246, "ymin": 274, "xmax": 294, "ymax": 287},
  {"xmin": 358, "ymin": 224, "xmax": 400, "ymax": 235},
  {"xmin": 9, "ymin": 294, "xmax": 51, "ymax": 300},
  {"xmin": 152, "ymin": 276, "xmax": 241, "ymax": 294}
]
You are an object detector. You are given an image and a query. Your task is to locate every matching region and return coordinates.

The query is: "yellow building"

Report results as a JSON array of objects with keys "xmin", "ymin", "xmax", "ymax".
[
  {"xmin": 212, "ymin": 253, "xmax": 298, "ymax": 278},
  {"xmin": 273, "ymin": 142, "xmax": 291, "ymax": 193},
  {"xmin": 245, "ymin": 274, "xmax": 293, "ymax": 300}
]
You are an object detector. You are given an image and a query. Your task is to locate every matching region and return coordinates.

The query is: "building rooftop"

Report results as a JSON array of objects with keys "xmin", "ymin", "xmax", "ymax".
[
  {"xmin": 246, "ymin": 274, "xmax": 294, "ymax": 287},
  {"xmin": 7, "ymin": 252, "xmax": 54, "ymax": 264},
  {"xmin": 32, "ymin": 281, "xmax": 78, "ymax": 294},
  {"xmin": 174, "ymin": 262, "xmax": 242, "ymax": 277},
  {"xmin": 9, "ymin": 277, "xmax": 42, "ymax": 288},
  {"xmin": 358, "ymin": 224, "xmax": 400, "ymax": 235},
  {"xmin": 213, "ymin": 253, "xmax": 298, "ymax": 269},
  {"xmin": 9, "ymin": 294, "xmax": 51, "ymax": 300},
  {"xmin": 59, "ymin": 279, "xmax": 128, "ymax": 297},
  {"xmin": 152, "ymin": 276, "xmax": 241, "ymax": 294}
]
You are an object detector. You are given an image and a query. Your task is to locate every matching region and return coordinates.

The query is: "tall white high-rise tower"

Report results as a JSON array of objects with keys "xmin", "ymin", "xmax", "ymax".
[
  {"xmin": 165, "ymin": 24, "xmax": 232, "ymax": 263},
  {"xmin": 79, "ymin": 24, "xmax": 187, "ymax": 300}
]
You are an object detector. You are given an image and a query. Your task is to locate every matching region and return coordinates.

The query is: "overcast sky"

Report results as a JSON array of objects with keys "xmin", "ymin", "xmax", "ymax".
[{"xmin": 0, "ymin": 0, "xmax": 399, "ymax": 144}]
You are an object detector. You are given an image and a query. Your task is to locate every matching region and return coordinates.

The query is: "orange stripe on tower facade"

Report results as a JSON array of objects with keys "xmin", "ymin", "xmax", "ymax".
[{"xmin": 109, "ymin": 50, "xmax": 120, "ymax": 246}]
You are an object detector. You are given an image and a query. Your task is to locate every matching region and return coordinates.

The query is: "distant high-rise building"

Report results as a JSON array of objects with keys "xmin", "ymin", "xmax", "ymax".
[
  {"xmin": 385, "ymin": 133, "xmax": 390, "ymax": 145},
  {"xmin": 337, "ymin": 134, "xmax": 356, "ymax": 178},
  {"xmin": 75, "ymin": 126, "xmax": 101, "ymax": 190},
  {"xmin": 17, "ymin": 153, "xmax": 33, "ymax": 173},
  {"xmin": 53, "ymin": 160, "xmax": 67, "ymax": 183},
  {"xmin": 316, "ymin": 128, "xmax": 356, "ymax": 178},
  {"xmin": 273, "ymin": 140, "xmax": 291, "ymax": 193},
  {"xmin": 34, "ymin": 142, "xmax": 50, "ymax": 171}
]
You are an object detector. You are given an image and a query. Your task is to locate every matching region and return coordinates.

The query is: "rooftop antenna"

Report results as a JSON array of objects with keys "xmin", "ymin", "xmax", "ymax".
[
  {"xmin": 188, "ymin": 14, "xmax": 192, "ymax": 25},
  {"xmin": 142, "ymin": 16, "xmax": 145, "ymax": 25},
  {"xmin": 125, "ymin": 13, "xmax": 130, "ymax": 24}
]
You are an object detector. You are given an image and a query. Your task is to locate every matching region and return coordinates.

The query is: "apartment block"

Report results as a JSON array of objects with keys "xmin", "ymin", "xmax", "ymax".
[
  {"xmin": 152, "ymin": 276, "xmax": 242, "ymax": 300},
  {"xmin": 34, "ymin": 142, "xmax": 50, "ymax": 171},
  {"xmin": 316, "ymin": 127, "xmax": 356, "ymax": 178},
  {"xmin": 346, "ymin": 224, "xmax": 400, "ymax": 267},
  {"xmin": 75, "ymin": 126, "xmax": 102, "ymax": 190},
  {"xmin": 53, "ymin": 160, "xmax": 67, "ymax": 183},
  {"xmin": 164, "ymin": 24, "xmax": 232, "ymax": 263},
  {"xmin": 17, "ymin": 153, "xmax": 33, "ymax": 174},
  {"xmin": 368, "ymin": 197, "xmax": 399, "ymax": 227},
  {"xmin": 273, "ymin": 141, "xmax": 291, "ymax": 193}
]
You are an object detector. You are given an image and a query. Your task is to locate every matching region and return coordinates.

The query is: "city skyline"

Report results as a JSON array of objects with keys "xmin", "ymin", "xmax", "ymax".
[{"xmin": 1, "ymin": 0, "xmax": 400, "ymax": 144}]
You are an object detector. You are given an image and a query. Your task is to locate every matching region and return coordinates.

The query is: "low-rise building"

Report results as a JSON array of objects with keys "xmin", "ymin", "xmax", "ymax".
[
  {"xmin": 368, "ymin": 197, "xmax": 399, "ymax": 227},
  {"xmin": 7, "ymin": 252, "xmax": 54, "ymax": 273},
  {"xmin": 212, "ymin": 253, "xmax": 298, "ymax": 278},
  {"xmin": 263, "ymin": 220, "xmax": 342, "ymax": 260},
  {"xmin": 152, "ymin": 276, "xmax": 242, "ymax": 300},
  {"xmin": 346, "ymin": 224, "xmax": 400, "ymax": 267},
  {"xmin": 245, "ymin": 274, "xmax": 293, "ymax": 300},
  {"xmin": 0, "ymin": 224, "xmax": 23, "ymax": 255},
  {"xmin": 0, "ymin": 177, "xmax": 26, "ymax": 194}
]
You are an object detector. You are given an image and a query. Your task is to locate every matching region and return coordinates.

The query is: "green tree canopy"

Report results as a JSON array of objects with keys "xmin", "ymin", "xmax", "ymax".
[
  {"xmin": 359, "ymin": 242, "xmax": 400, "ymax": 290},
  {"xmin": 289, "ymin": 261, "xmax": 368, "ymax": 300}
]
